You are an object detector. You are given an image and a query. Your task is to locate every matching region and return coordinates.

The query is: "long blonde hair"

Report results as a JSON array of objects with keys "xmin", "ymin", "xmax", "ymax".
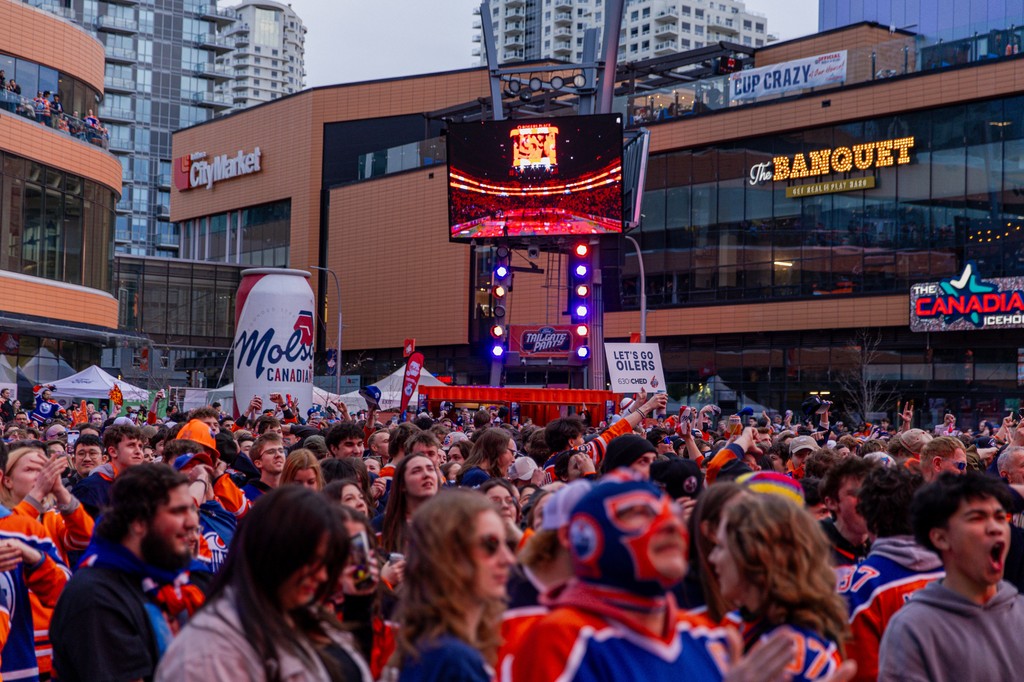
[
  {"xmin": 393, "ymin": 489, "xmax": 505, "ymax": 667},
  {"xmin": 280, "ymin": 448, "xmax": 324, "ymax": 491},
  {"xmin": 722, "ymin": 494, "xmax": 849, "ymax": 651}
]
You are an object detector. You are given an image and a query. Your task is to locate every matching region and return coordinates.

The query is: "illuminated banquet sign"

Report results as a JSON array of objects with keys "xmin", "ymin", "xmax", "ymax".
[
  {"xmin": 748, "ymin": 136, "xmax": 915, "ymax": 190},
  {"xmin": 910, "ymin": 262, "xmax": 1024, "ymax": 332},
  {"xmin": 510, "ymin": 124, "xmax": 559, "ymax": 173}
]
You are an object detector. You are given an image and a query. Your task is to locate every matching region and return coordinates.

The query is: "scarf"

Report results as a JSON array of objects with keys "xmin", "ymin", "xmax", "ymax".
[{"xmin": 81, "ymin": 535, "xmax": 205, "ymax": 626}]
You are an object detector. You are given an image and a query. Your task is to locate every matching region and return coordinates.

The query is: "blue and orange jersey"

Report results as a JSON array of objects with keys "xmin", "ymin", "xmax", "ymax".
[
  {"xmin": 502, "ymin": 606, "xmax": 731, "ymax": 682},
  {"xmin": 733, "ymin": 617, "xmax": 842, "ymax": 682},
  {"xmin": 212, "ymin": 473, "xmax": 252, "ymax": 519},
  {"xmin": 542, "ymin": 416, "xmax": 634, "ymax": 481},
  {"xmin": 838, "ymin": 554, "xmax": 944, "ymax": 682},
  {"xmin": 0, "ymin": 506, "xmax": 70, "ymax": 682}
]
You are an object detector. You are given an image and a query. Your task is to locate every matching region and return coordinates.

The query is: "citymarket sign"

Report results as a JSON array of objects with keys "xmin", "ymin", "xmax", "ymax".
[
  {"xmin": 730, "ymin": 51, "xmax": 848, "ymax": 102},
  {"xmin": 910, "ymin": 262, "xmax": 1024, "ymax": 332},
  {"xmin": 174, "ymin": 147, "xmax": 262, "ymax": 191},
  {"xmin": 749, "ymin": 136, "xmax": 915, "ymax": 187}
]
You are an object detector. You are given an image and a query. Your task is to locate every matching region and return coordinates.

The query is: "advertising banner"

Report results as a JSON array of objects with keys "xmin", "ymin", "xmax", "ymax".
[
  {"xmin": 604, "ymin": 343, "xmax": 667, "ymax": 393},
  {"xmin": 510, "ymin": 324, "xmax": 586, "ymax": 358},
  {"xmin": 910, "ymin": 262, "xmax": 1024, "ymax": 332},
  {"xmin": 232, "ymin": 269, "xmax": 315, "ymax": 417},
  {"xmin": 730, "ymin": 51, "xmax": 847, "ymax": 101},
  {"xmin": 399, "ymin": 352, "xmax": 425, "ymax": 414}
]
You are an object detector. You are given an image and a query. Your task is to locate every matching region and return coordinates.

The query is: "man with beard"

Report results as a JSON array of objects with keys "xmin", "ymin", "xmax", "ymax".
[{"xmin": 50, "ymin": 464, "xmax": 200, "ymax": 682}]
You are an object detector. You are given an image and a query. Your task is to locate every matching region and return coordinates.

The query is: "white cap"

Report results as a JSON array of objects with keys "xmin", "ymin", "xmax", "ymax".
[
  {"xmin": 507, "ymin": 456, "xmax": 538, "ymax": 481},
  {"xmin": 540, "ymin": 479, "xmax": 593, "ymax": 531}
]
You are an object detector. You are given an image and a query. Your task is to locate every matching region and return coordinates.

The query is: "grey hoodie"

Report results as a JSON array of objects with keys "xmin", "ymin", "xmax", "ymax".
[
  {"xmin": 870, "ymin": 535, "xmax": 943, "ymax": 572},
  {"xmin": 878, "ymin": 580, "xmax": 1024, "ymax": 682}
]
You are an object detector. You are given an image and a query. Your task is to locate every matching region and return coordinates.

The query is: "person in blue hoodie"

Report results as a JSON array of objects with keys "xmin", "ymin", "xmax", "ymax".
[{"xmin": 879, "ymin": 472, "xmax": 1024, "ymax": 681}]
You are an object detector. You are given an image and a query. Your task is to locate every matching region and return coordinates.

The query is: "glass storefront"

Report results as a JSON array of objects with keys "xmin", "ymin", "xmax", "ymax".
[
  {"xmin": 627, "ymin": 94, "xmax": 1024, "ymax": 308},
  {"xmin": 178, "ymin": 199, "xmax": 291, "ymax": 267},
  {"xmin": 0, "ymin": 152, "xmax": 116, "ymax": 292}
]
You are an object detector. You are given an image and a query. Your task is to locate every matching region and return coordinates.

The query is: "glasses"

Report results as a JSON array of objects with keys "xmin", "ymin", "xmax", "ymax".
[
  {"xmin": 662, "ymin": 437, "xmax": 672, "ymax": 444},
  {"xmin": 953, "ymin": 461, "xmax": 968, "ymax": 471},
  {"xmin": 477, "ymin": 534, "xmax": 504, "ymax": 557}
]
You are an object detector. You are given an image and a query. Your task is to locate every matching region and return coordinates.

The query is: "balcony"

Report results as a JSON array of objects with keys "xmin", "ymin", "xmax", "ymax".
[
  {"xmin": 198, "ymin": 34, "xmax": 233, "ymax": 53},
  {"xmin": 505, "ymin": 0, "xmax": 524, "ymax": 6},
  {"xmin": 194, "ymin": 63, "xmax": 232, "ymax": 82},
  {"xmin": 31, "ymin": 3, "xmax": 77, "ymax": 19},
  {"xmin": 227, "ymin": 22, "xmax": 249, "ymax": 36},
  {"xmin": 504, "ymin": 7, "xmax": 524, "ymax": 17},
  {"xmin": 655, "ymin": 8, "xmax": 680, "ymax": 23},
  {"xmin": 655, "ymin": 24, "xmax": 679, "ymax": 40},
  {"xmin": 95, "ymin": 15, "xmax": 137, "ymax": 34},
  {"xmin": 554, "ymin": 0, "xmax": 572, "ymax": 10},
  {"xmin": 191, "ymin": 91, "xmax": 232, "ymax": 109},
  {"xmin": 707, "ymin": 17, "xmax": 739, "ymax": 35},
  {"xmin": 104, "ymin": 76, "xmax": 135, "ymax": 93},
  {"xmin": 234, "ymin": 34, "xmax": 250, "ymax": 48},
  {"xmin": 654, "ymin": 41, "xmax": 677, "ymax": 56},
  {"xmin": 102, "ymin": 107, "xmax": 134, "ymax": 123},
  {"xmin": 554, "ymin": 27, "xmax": 573, "ymax": 37},
  {"xmin": 471, "ymin": 46, "xmax": 481, "ymax": 57},
  {"xmin": 105, "ymin": 45, "xmax": 137, "ymax": 63},
  {"xmin": 109, "ymin": 137, "xmax": 132, "ymax": 153},
  {"xmin": 503, "ymin": 35, "xmax": 524, "ymax": 48},
  {"xmin": 552, "ymin": 44, "xmax": 572, "ymax": 57},
  {"xmin": 156, "ymin": 204, "xmax": 170, "ymax": 219},
  {"xmin": 502, "ymin": 49, "xmax": 524, "ymax": 61},
  {"xmin": 105, "ymin": 0, "xmax": 138, "ymax": 6},
  {"xmin": 199, "ymin": 4, "xmax": 235, "ymax": 26},
  {"xmin": 156, "ymin": 172, "xmax": 171, "ymax": 189},
  {"xmin": 554, "ymin": 12, "xmax": 572, "ymax": 25}
]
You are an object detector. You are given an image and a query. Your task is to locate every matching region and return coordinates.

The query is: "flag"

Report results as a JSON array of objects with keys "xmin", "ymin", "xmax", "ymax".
[
  {"xmin": 109, "ymin": 385, "xmax": 124, "ymax": 408},
  {"xmin": 403, "ymin": 339, "xmax": 416, "ymax": 358},
  {"xmin": 399, "ymin": 352, "xmax": 424, "ymax": 415}
]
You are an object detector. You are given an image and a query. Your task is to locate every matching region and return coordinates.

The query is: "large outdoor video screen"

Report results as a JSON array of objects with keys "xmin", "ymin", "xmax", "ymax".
[{"xmin": 447, "ymin": 114, "xmax": 624, "ymax": 241}]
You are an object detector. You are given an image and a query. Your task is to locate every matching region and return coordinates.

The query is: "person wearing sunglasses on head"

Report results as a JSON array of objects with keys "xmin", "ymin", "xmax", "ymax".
[
  {"xmin": 920, "ymin": 436, "xmax": 968, "ymax": 483},
  {"xmin": 388, "ymin": 488, "xmax": 514, "ymax": 682}
]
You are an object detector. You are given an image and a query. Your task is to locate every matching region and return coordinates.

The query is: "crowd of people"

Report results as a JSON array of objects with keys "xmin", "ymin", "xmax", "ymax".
[
  {"xmin": 0, "ymin": 383, "xmax": 1020, "ymax": 681},
  {"xmin": 0, "ymin": 71, "xmax": 109, "ymax": 148}
]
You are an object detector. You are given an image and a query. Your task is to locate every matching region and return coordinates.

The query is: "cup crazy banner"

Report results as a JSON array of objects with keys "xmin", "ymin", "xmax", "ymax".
[
  {"xmin": 911, "ymin": 262, "xmax": 1024, "ymax": 332},
  {"xmin": 729, "ymin": 51, "xmax": 847, "ymax": 102}
]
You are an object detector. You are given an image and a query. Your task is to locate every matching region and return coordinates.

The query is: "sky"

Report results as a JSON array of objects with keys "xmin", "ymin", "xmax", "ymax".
[{"xmin": 284, "ymin": 0, "xmax": 820, "ymax": 88}]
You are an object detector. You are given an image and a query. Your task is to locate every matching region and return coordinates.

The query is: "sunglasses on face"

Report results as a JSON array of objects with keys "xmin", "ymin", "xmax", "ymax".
[
  {"xmin": 477, "ymin": 534, "xmax": 504, "ymax": 557},
  {"xmin": 953, "ymin": 461, "xmax": 967, "ymax": 471}
]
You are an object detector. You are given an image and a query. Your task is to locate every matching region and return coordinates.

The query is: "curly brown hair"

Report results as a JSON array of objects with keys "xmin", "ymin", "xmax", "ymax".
[
  {"xmin": 392, "ymin": 489, "xmax": 505, "ymax": 667},
  {"xmin": 722, "ymin": 494, "xmax": 849, "ymax": 652}
]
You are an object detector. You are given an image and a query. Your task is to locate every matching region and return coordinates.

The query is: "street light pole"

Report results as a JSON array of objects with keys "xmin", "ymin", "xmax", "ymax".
[
  {"xmin": 623, "ymin": 234, "xmax": 646, "ymax": 342},
  {"xmin": 309, "ymin": 265, "xmax": 342, "ymax": 397}
]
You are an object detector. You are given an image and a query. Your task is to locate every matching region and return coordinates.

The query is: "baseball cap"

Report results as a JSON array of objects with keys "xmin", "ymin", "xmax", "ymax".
[
  {"xmin": 112, "ymin": 416, "xmax": 134, "ymax": 427},
  {"xmin": 508, "ymin": 456, "xmax": 538, "ymax": 481},
  {"xmin": 650, "ymin": 458, "xmax": 704, "ymax": 500},
  {"xmin": 539, "ymin": 479, "xmax": 593, "ymax": 532},
  {"xmin": 788, "ymin": 435, "xmax": 818, "ymax": 455},
  {"xmin": 901, "ymin": 428, "xmax": 933, "ymax": 456},
  {"xmin": 974, "ymin": 436, "xmax": 997, "ymax": 450},
  {"xmin": 172, "ymin": 452, "xmax": 213, "ymax": 471}
]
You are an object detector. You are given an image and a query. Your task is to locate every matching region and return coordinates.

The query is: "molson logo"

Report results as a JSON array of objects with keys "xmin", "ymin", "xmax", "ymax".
[
  {"xmin": 748, "ymin": 136, "xmax": 915, "ymax": 185},
  {"xmin": 911, "ymin": 263, "xmax": 1024, "ymax": 332},
  {"xmin": 174, "ymin": 147, "xmax": 262, "ymax": 191},
  {"xmin": 234, "ymin": 310, "xmax": 314, "ymax": 383}
]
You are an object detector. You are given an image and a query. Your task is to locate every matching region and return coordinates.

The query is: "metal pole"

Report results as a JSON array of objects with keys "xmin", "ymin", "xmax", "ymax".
[
  {"xmin": 624, "ymin": 234, "xmax": 646, "ymax": 342},
  {"xmin": 598, "ymin": 0, "xmax": 626, "ymax": 113},
  {"xmin": 309, "ymin": 265, "xmax": 342, "ymax": 397}
]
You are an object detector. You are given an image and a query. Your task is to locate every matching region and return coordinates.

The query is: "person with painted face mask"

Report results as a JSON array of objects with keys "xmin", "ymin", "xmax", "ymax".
[{"xmin": 502, "ymin": 473, "xmax": 856, "ymax": 682}]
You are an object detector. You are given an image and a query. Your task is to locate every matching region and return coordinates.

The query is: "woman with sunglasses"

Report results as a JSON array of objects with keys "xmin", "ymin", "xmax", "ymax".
[
  {"xmin": 456, "ymin": 428, "xmax": 517, "ymax": 488},
  {"xmin": 709, "ymin": 493, "xmax": 850, "ymax": 681},
  {"xmin": 390, "ymin": 489, "xmax": 514, "ymax": 682}
]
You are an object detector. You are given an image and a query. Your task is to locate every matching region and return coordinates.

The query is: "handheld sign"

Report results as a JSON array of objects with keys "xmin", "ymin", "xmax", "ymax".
[{"xmin": 604, "ymin": 343, "xmax": 667, "ymax": 393}]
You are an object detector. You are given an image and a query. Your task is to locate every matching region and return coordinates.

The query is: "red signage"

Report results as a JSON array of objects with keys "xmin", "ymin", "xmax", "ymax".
[
  {"xmin": 510, "ymin": 325, "xmax": 586, "ymax": 358},
  {"xmin": 399, "ymin": 352, "xmax": 424, "ymax": 414},
  {"xmin": 403, "ymin": 338, "xmax": 416, "ymax": 358}
]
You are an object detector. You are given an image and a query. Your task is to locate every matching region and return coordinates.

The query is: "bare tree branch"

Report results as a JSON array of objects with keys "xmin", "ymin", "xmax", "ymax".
[{"xmin": 835, "ymin": 330, "xmax": 898, "ymax": 425}]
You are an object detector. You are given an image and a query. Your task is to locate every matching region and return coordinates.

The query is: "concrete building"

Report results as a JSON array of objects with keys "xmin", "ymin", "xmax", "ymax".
[
  {"xmin": 476, "ymin": 0, "xmax": 767, "ymax": 64},
  {"xmin": 216, "ymin": 0, "xmax": 307, "ymax": 111},
  {"xmin": 0, "ymin": 1, "xmax": 131, "ymax": 395}
]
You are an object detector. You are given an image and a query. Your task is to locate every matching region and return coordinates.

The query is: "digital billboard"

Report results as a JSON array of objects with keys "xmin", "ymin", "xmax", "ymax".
[
  {"xmin": 910, "ymin": 262, "xmax": 1024, "ymax": 332},
  {"xmin": 447, "ymin": 114, "xmax": 624, "ymax": 241}
]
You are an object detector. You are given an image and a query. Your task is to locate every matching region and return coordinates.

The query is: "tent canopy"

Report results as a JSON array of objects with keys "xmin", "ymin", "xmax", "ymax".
[
  {"xmin": 48, "ymin": 366, "xmax": 150, "ymax": 401},
  {"xmin": 335, "ymin": 366, "xmax": 445, "ymax": 411}
]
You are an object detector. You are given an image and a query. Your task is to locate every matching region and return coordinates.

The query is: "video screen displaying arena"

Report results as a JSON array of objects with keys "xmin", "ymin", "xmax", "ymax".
[{"xmin": 447, "ymin": 114, "xmax": 624, "ymax": 241}]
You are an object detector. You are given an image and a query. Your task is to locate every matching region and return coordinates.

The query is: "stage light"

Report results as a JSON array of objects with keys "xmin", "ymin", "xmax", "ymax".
[
  {"xmin": 491, "ymin": 344, "xmax": 505, "ymax": 358},
  {"xmin": 493, "ymin": 284, "xmax": 507, "ymax": 298},
  {"xmin": 491, "ymin": 324, "xmax": 505, "ymax": 338},
  {"xmin": 574, "ymin": 304, "xmax": 589, "ymax": 318},
  {"xmin": 550, "ymin": 75, "xmax": 564, "ymax": 90},
  {"xmin": 568, "ymin": 241, "xmax": 593, "ymax": 324},
  {"xmin": 493, "ymin": 304, "xmax": 507, "ymax": 318},
  {"xmin": 574, "ymin": 264, "xmax": 588, "ymax": 278},
  {"xmin": 508, "ymin": 79, "xmax": 521, "ymax": 94},
  {"xmin": 573, "ymin": 73, "xmax": 586, "ymax": 88},
  {"xmin": 575, "ymin": 284, "xmax": 589, "ymax": 297},
  {"xmin": 529, "ymin": 76, "xmax": 543, "ymax": 92},
  {"xmin": 495, "ymin": 264, "xmax": 510, "ymax": 278},
  {"xmin": 574, "ymin": 243, "xmax": 589, "ymax": 257},
  {"xmin": 575, "ymin": 323, "xmax": 588, "ymax": 337},
  {"xmin": 577, "ymin": 346, "xmax": 590, "ymax": 359}
]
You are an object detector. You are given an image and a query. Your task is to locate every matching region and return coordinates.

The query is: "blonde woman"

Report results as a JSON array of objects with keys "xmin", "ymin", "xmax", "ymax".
[
  {"xmin": 281, "ymin": 448, "xmax": 325, "ymax": 491},
  {"xmin": 710, "ymin": 493, "xmax": 850, "ymax": 681},
  {"xmin": 391, "ymin": 489, "xmax": 514, "ymax": 681}
]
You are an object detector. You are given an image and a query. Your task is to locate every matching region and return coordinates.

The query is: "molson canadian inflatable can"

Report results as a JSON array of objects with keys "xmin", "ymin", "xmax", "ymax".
[{"xmin": 233, "ymin": 269, "xmax": 314, "ymax": 417}]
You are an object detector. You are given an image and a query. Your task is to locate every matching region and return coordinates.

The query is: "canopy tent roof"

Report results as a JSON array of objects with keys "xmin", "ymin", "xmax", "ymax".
[{"xmin": 48, "ymin": 365, "xmax": 150, "ymax": 401}]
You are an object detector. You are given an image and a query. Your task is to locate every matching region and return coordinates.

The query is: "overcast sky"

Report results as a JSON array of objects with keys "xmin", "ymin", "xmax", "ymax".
[{"xmin": 281, "ymin": 0, "xmax": 820, "ymax": 87}]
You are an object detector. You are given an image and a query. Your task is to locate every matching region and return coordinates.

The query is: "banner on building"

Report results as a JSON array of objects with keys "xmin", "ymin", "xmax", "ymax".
[
  {"xmin": 729, "ymin": 51, "xmax": 847, "ymax": 102},
  {"xmin": 510, "ymin": 325, "xmax": 586, "ymax": 358},
  {"xmin": 604, "ymin": 342, "xmax": 667, "ymax": 393},
  {"xmin": 911, "ymin": 262, "xmax": 1024, "ymax": 332}
]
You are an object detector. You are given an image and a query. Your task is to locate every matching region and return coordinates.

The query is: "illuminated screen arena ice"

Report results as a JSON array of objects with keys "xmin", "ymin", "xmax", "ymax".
[{"xmin": 447, "ymin": 114, "xmax": 624, "ymax": 240}]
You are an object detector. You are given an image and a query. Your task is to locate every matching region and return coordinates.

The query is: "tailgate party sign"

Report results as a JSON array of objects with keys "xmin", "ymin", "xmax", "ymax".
[
  {"xmin": 730, "ymin": 51, "xmax": 847, "ymax": 102},
  {"xmin": 510, "ymin": 325, "xmax": 585, "ymax": 358},
  {"xmin": 604, "ymin": 343, "xmax": 667, "ymax": 392}
]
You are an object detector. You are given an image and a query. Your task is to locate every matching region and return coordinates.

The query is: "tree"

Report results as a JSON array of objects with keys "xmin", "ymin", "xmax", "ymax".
[{"xmin": 835, "ymin": 330, "xmax": 898, "ymax": 425}]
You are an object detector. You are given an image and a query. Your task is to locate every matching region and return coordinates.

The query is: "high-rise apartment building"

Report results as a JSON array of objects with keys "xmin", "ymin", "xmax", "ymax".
[
  {"xmin": 476, "ymin": 0, "xmax": 768, "ymax": 65},
  {"xmin": 23, "ymin": 0, "xmax": 235, "ymax": 257},
  {"xmin": 215, "ymin": 0, "xmax": 306, "ymax": 111}
]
